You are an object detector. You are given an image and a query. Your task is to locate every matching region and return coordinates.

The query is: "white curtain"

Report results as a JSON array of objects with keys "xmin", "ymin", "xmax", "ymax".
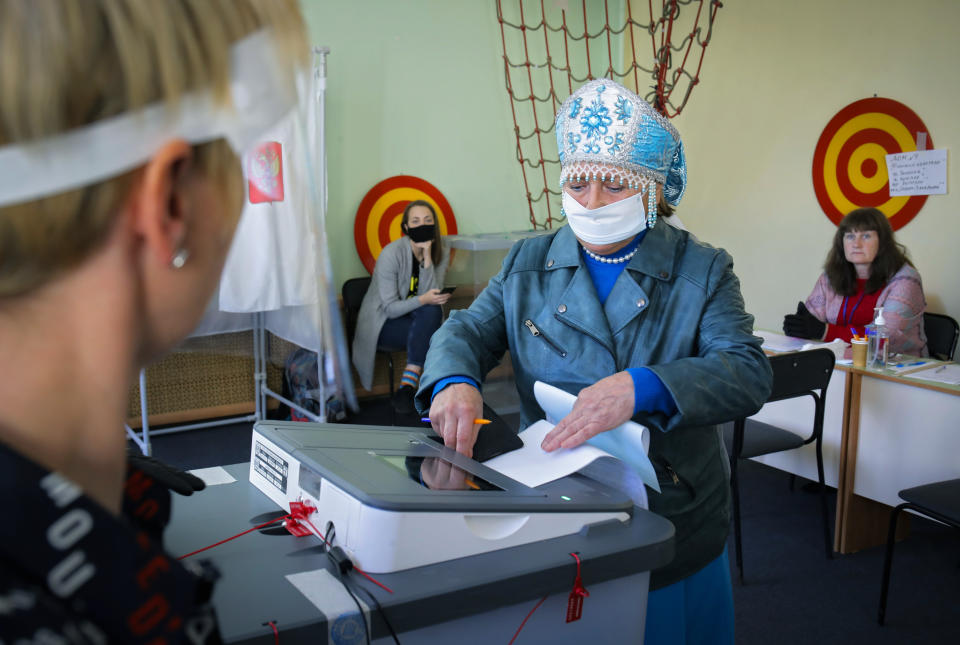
[{"xmin": 195, "ymin": 49, "xmax": 330, "ymax": 355}]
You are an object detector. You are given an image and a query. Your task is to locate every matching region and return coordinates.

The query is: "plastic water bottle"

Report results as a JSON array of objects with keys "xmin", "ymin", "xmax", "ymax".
[{"xmin": 866, "ymin": 307, "xmax": 889, "ymax": 369}]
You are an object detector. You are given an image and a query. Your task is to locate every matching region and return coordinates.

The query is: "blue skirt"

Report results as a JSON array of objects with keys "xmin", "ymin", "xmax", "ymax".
[{"xmin": 644, "ymin": 550, "xmax": 734, "ymax": 645}]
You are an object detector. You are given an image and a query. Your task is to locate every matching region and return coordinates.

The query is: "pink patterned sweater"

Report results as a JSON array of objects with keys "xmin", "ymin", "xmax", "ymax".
[{"xmin": 805, "ymin": 264, "xmax": 928, "ymax": 356}]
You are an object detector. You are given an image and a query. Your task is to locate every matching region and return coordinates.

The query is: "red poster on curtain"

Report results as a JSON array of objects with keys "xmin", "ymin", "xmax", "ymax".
[{"xmin": 247, "ymin": 141, "xmax": 284, "ymax": 203}]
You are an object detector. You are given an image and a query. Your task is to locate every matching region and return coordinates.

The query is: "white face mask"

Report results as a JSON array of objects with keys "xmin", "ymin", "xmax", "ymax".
[{"xmin": 561, "ymin": 190, "xmax": 647, "ymax": 245}]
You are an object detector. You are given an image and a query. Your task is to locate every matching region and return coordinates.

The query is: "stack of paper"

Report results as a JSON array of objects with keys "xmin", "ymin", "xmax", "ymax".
[
  {"xmin": 755, "ymin": 330, "xmax": 846, "ymax": 358},
  {"xmin": 484, "ymin": 381, "xmax": 660, "ymax": 496},
  {"xmin": 905, "ymin": 363, "xmax": 960, "ymax": 386},
  {"xmin": 885, "ymin": 359, "xmax": 943, "ymax": 376},
  {"xmin": 754, "ymin": 330, "xmax": 808, "ymax": 353}
]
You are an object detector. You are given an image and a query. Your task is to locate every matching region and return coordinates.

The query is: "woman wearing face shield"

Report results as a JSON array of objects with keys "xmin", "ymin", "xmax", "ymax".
[
  {"xmin": 0, "ymin": 1, "xmax": 307, "ymax": 639},
  {"xmin": 352, "ymin": 199, "xmax": 451, "ymax": 414},
  {"xmin": 417, "ymin": 79, "xmax": 772, "ymax": 643}
]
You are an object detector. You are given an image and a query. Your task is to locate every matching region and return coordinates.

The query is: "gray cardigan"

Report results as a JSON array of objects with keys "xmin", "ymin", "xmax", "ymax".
[{"xmin": 351, "ymin": 237, "xmax": 449, "ymax": 390}]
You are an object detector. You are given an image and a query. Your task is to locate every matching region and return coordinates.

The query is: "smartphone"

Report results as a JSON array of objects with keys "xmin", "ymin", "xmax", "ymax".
[{"xmin": 439, "ymin": 286, "xmax": 457, "ymax": 294}]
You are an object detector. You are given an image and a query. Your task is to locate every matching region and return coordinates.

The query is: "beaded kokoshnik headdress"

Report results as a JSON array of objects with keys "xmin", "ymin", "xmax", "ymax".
[{"xmin": 555, "ymin": 79, "xmax": 687, "ymax": 229}]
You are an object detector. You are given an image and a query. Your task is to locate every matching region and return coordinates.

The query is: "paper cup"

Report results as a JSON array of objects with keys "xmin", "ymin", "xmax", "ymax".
[{"xmin": 851, "ymin": 339, "xmax": 868, "ymax": 367}]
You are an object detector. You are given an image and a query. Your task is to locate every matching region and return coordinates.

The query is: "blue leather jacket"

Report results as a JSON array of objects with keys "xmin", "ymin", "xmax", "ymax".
[{"xmin": 418, "ymin": 221, "xmax": 772, "ymax": 588}]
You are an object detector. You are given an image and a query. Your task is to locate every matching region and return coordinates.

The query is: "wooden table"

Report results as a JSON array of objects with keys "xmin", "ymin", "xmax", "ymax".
[
  {"xmin": 834, "ymin": 363, "xmax": 960, "ymax": 552},
  {"xmin": 748, "ymin": 355, "xmax": 960, "ymax": 553}
]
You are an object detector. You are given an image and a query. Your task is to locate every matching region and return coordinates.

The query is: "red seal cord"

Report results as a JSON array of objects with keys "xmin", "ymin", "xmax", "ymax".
[{"xmin": 178, "ymin": 513, "xmax": 292, "ymax": 560}]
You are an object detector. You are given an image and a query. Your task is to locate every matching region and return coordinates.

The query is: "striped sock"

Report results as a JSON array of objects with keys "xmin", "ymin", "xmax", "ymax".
[{"xmin": 401, "ymin": 369, "xmax": 421, "ymax": 390}]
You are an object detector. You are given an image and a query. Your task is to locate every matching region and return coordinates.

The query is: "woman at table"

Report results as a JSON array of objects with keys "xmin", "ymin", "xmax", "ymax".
[
  {"xmin": 783, "ymin": 207, "xmax": 927, "ymax": 355},
  {"xmin": 352, "ymin": 199, "xmax": 450, "ymax": 414},
  {"xmin": 0, "ymin": 1, "xmax": 308, "ymax": 638},
  {"xmin": 417, "ymin": 79, "xmax": 773, "ymax": 644}
]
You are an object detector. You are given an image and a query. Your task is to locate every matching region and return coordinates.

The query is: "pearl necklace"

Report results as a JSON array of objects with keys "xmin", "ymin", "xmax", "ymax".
[{"xmin": 582, "ymin": 245, "xmax": 639, "ymax": 264}]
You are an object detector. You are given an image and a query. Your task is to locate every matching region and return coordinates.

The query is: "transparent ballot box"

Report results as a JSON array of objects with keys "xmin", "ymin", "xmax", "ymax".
[{"xmin": 444, "ymin": 230, "xmax": 551, "ymax": 299}]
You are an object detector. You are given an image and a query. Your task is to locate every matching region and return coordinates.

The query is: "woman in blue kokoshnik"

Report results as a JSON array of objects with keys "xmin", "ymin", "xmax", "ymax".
[{"xmin": 417, "ymin": 79, "xmax": 773, "ymax": 644}]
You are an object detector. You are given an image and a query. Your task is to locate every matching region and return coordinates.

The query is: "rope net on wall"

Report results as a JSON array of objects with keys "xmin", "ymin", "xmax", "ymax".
[{"xmin": 497, "ymin": 0, "xmax": 721, "ymax": 229}]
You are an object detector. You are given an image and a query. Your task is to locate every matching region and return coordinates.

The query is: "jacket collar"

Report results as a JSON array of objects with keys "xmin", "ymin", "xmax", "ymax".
[{"xmin": 546, "ymin": 225, "xmax": 584, "ymax": 268}]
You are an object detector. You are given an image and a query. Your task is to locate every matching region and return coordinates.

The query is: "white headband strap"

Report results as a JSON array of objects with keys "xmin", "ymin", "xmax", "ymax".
[{"xmin": 0, "ymin": 29, "xmax": 295, "ymax": 208}]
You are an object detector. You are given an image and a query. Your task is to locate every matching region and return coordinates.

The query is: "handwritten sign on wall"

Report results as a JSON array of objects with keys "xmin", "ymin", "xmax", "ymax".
[{"xmin": 885, "ymin": 149, "xmax": 948, "ymax": 196}]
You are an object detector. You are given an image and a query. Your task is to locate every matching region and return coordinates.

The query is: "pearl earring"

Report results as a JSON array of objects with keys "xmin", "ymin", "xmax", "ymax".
[{"xmin": 171, "ymin": 248, "xmax": 189, "ymax": 269}]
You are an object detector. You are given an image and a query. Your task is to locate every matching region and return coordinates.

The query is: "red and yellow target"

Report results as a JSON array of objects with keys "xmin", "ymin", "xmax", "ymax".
[
  {"xmin": 354, "ymin": 175, "xmax": 458, "ymax": 274},
  {"xmin": 812, "ymin": 97, "xmax": 932, "ymax": 231}
]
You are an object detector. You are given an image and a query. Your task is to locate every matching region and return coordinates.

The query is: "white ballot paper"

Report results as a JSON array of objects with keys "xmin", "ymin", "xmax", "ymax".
[
  {"xmin": 187, "ymin": 466, "xmax": 237, "ymax": 486},
  {"xmin": 755, "ymin": 330, "xmax": 847, "ymax": 360},
  {"xmin": 484, "ymin": 381, "xmax": 661, "ymax": 494}
]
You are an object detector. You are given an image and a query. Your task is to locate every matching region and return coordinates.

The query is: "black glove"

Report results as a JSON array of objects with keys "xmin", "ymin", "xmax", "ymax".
[
  {"xmin": 127, "ymin": 452, "xmax": 206, "ymax": 496},
  {"xmin": 783, "ymin": 301, "xmax": 826, "ymax": 340}
]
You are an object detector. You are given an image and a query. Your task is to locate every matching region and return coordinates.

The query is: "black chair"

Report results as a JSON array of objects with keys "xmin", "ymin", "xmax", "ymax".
[
  {"xmin": 923, "ymin": 312, "xmax": 959, "ymax": 361},
  {"xmin": 725, "ymin": 348, "xmax": 836, "ymax": 584},
  {"xmin": 878, "ymin": 478, "xmax": 960, "ymax": 624},
  {"xmin": 341, "ymin": 277, "xmax": 403, "ymax": 397}
]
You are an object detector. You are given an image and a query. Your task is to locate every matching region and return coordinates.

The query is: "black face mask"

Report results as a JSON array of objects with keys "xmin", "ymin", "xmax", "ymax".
[{"xmin": 406, "ymin": 224, "xmax": 436, "ymax": 243}]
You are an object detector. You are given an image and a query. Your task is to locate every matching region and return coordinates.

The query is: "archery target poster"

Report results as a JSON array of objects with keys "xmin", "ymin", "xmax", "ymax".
[
  {"xmin": 812, "ymin": 97, "xmax": 938, "ymax": 231},
  {"xmin": 354, "ymin": 175, "xmax": 458, "ymax": 274}
]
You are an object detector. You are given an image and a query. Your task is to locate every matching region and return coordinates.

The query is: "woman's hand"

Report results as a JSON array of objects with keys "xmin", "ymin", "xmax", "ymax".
[
  {"xmin": 783, "ymin": 301, "xmax": 827, "ymax": 340},
  {"xmin": 418, "ymin": 288, "xmax": 451, "ymax": 306},
  {"xmin": 428, "ymin": 383, "xmax": 485, "ymax": 459},
  {"xmin": 419, "ymin": 457, "xmax": 468, "ymax": 490},
  {"xmin": 412, "ymin": 239, "xmax": 433, "ymax": 267},
  {"xmin": 541, "ymin": 372, "xmax": 635, "ymax": 451}
]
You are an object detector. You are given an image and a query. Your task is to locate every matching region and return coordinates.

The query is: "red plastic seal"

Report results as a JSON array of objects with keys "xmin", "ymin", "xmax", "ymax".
[{"xmin": 566, "ymin": 552, "xmax": 590, "ymax": 623}]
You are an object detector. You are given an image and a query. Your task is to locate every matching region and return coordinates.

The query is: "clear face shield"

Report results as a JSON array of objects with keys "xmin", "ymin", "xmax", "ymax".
[{"xmin": 0, "ymin": 30, "xmax": 356, "ymax": 423}]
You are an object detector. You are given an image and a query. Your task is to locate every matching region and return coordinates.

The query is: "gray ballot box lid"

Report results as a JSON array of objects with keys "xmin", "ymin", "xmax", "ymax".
[{"xmin": 252, "ymin": 421, "xmax": 635, "ymax": 513}]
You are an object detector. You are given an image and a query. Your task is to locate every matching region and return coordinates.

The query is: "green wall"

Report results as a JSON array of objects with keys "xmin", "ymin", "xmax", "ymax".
[
  {"xmin": 302, "ymin": 0, "xmax": 528, "ymax": 285},
  {"xmin": 303, "ymin": 0, "xmax": 960, "ymax": 328},
  {"xmin": 300, "ymin": 0, "xmax": 625, "ymax": 286},
  {"xmin": 670, "ymin": 0, "xmax": 960, "ymax": 329}
]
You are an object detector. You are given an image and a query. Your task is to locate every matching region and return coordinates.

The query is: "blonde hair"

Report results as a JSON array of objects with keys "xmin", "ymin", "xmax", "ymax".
[{"xmin": 0, "ymin": 0, "xmax": 306, "ymax": 298}]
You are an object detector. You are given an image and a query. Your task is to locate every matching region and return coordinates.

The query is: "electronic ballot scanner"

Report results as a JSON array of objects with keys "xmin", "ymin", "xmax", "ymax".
[
  {"xmin": 165, "ymin": 382, "xmax": 672, "ymax": 642},
  {"xmin": 248, "ymin": 420, "xmax": 636, "ymax": 573}
]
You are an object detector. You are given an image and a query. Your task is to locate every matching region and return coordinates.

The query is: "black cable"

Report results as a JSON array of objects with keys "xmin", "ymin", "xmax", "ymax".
[
  {"xmin": 323, "ymin": 519, "xmax": 398, "ymax": 644},
  {"xmin": 346, "ymin": 574, "xmax": 402, "ymax": 645},
  {"xmin": 326, "ymin": 548, "xmax": 370, "ymax": 645},
  {"xmin": 341, "ymin": 580, "xmax": 371, "ymax": 645},
  {"xmin": 324, "ymin": 520, "xmax": 336, "ymax": 549}
]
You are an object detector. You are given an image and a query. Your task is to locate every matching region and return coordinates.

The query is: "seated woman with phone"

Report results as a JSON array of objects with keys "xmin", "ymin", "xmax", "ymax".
[{"xmin": 352, "ymin": 200, "xmax": 451, "ymax": 413}]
